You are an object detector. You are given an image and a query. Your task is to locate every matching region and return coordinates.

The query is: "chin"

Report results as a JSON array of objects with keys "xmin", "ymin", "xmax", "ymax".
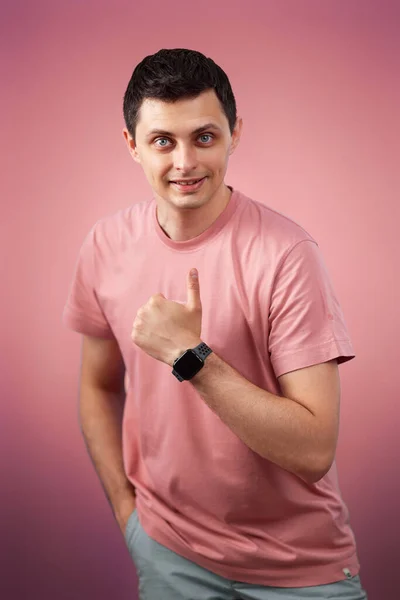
[
  {"xmin": 164, "ymin": 188, "xmax": 212, "ymax": 208},
  {"xmin": 171, "ymin": 196, "xmax": 209, "ymax": 210}
]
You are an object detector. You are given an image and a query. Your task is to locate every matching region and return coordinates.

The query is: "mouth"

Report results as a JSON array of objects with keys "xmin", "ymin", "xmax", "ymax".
[{"xmin": 169, "ymin": 177, "xmax": 206, "ymax": 193}]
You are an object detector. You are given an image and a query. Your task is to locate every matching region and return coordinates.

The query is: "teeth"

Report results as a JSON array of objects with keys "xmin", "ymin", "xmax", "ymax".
[{"xmin": 175, "ymin": 179, "xmax": 201, "ymax": 185}]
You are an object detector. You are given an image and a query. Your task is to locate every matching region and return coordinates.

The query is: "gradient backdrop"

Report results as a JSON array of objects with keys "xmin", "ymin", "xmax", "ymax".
[{"xmin": 2, "ymin": 1, "xmax": 399, "ymax": 599}]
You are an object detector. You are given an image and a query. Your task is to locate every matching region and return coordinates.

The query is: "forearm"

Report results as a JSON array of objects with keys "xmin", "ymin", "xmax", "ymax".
[
  {"xmin": 191, "ymin": 351, "xmax": 330, "ymax": 483},
  {"xmin": 79, "ymin": 385, "xmax": 136, "ymax": 520}
]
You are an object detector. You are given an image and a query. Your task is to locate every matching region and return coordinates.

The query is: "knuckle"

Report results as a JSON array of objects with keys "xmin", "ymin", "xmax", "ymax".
[{"xmin": 133, "ymin": 317, "xmax": 142, "ymax": 331}]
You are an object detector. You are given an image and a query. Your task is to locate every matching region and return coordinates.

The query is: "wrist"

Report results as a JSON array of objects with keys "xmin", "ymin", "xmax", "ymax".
[
  {"xmin": 171, "ymin": 340, "xmax": 213, "ymax": 382},
  {"xmin": 191, "ymin": 350, "xmax": 216, "ymax": 382},
  {"xmin": 168, "ymin": 336, "xmax": 202, "ymax": 367},
  {"xmin": 114, "ymin": 490, "xmax": 136, "ymax": 526},
  {"xmin": 112, "ymin": 483, "xmax": 136, "ymax": 513}
]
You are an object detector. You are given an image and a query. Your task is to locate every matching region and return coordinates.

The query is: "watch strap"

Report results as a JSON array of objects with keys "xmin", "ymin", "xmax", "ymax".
[
  {"xmin": 192, "ymin": 342, "xmax": 213, "ymax": 361},
  {"xmin": 173, "ymin": 369, "xmax": 184, "ymax": 382}
]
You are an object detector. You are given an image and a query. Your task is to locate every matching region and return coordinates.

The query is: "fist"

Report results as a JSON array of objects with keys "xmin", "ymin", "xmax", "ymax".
[{"xmin": 131, "ymin": 269, "xmax": 202, "ymax": 366}]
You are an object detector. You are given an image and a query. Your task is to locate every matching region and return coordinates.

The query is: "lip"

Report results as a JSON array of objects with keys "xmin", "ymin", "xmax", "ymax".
[{"xmin": 170, "ymin": 177, "xmax": 206, "ymax": 193}]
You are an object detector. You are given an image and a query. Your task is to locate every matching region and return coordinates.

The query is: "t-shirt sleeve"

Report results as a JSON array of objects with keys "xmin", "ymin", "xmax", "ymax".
[
  {"xmin": 62, "ymin": 226, "xmax": 115, "ymax": 339},
  {"xmin": 268, "ymin": 239, "xmax": 355, "ymax": 378}
]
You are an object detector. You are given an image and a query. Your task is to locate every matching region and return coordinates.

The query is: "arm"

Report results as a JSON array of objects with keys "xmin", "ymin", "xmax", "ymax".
[
  {"xmin": 131, "ymin": 269, "xmax": 342, "ymax": 485},
  {"xmin": 79, "ymin": 335, "xmax": 136, "ymax": 534},
  {"xmin": 190, "ymin": 350, "xmax": 340, "ymax": 484}
]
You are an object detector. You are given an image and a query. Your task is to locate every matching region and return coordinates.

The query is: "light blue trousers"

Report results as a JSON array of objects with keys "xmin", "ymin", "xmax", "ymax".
[{"xmin": 125, "ymin": 510, "xmax": 368, "ymax": 600}]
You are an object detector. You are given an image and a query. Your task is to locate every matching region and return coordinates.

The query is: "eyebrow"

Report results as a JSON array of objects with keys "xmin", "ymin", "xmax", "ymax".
[{"xmin": 146, "ymin": 123, "xmax": 222, "ymax": 139}]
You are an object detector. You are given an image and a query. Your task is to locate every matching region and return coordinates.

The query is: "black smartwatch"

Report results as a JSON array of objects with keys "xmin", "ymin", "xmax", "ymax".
[{"xmin": 172, "ymin": 342, "xmax": 213, "ymax": 382}]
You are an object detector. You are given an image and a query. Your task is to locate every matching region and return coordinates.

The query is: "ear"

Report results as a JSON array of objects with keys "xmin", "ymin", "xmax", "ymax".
[
  {"xmin": 228, "ymin": 116, "xmax": 243, "ymax": 156},
  {"xmin": 123, "ymin": 128, "xmax": 141, "ymax": 164}
]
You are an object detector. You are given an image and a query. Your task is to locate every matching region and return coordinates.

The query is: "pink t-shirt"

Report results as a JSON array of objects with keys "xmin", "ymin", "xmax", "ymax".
[{"xmin": 63, "ymin": 189, "xmax": 359, "ymax": 586}]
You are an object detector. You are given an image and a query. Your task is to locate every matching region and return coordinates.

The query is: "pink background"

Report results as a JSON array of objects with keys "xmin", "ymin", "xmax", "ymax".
[{"xmin": 2, "ymin": 1, "xmax": 399, "ymax": 598}]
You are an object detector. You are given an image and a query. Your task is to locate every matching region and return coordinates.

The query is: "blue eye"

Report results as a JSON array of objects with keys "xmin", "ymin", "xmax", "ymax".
[
  {"xmin": 154, "ymin": 134, "xmax": 213, "ymax": 148},
  {"xmin": 155, "ymin": 138, "xmax": 170, "ymax": 147}
]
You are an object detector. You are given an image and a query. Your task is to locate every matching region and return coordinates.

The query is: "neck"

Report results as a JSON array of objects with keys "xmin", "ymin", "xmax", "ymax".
[{"xmin": 156, "ymin": 184, "xmax": 232, "ymax": 241}]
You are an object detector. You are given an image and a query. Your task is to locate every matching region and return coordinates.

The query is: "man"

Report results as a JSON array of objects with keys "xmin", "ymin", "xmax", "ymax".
[{"xmin": 63, "ymin": 48, "xmax": 367, "ymax": 599}]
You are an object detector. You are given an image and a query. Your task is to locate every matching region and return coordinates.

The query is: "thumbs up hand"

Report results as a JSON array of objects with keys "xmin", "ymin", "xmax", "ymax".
[{"xmin": 131, "ymin": 269, "xmax": 202, "ymax": 366}]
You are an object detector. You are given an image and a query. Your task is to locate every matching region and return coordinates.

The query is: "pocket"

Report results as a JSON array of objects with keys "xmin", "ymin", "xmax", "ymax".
[{"xmin": 124, "ymin": 508, "xmax": 139, "ymax": 546}]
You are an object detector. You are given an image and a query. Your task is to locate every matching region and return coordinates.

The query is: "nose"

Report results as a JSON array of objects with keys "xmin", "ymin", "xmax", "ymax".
[{"xmin": 173, "ymin": 144, "xmax": 198, "ymax": 173}]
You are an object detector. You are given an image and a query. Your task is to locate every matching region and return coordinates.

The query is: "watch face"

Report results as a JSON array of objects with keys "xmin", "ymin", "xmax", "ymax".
[{"xmin": 174, "ymin": 350, "xmax": 203, "ymax": 380}]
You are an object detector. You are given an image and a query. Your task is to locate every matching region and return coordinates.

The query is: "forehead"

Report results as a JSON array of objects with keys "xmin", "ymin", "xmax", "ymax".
[{"xmin": 136, "ymin": 89, "xmax": 229, "ymax": 137}]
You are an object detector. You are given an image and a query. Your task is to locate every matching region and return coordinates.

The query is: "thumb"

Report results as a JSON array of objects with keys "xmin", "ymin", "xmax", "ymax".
[{"xmin": 186, "ymin": 268, "xmax": 201, "ymax": 311}]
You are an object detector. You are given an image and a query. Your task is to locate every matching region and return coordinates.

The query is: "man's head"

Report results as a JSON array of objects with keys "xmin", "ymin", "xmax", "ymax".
[
  {"xmin": 123, "ymin": 48, "xmax": 237, "ymax": 139},
  {"xmin": 122, "ymin": 48, "xmax": 242, "ymax": 212}
]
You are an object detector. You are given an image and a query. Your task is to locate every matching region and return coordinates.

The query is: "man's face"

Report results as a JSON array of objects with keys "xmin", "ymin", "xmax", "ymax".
[{"xmin": 123, "ymin": 89, "xmax": 242, "ymax": 211}]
